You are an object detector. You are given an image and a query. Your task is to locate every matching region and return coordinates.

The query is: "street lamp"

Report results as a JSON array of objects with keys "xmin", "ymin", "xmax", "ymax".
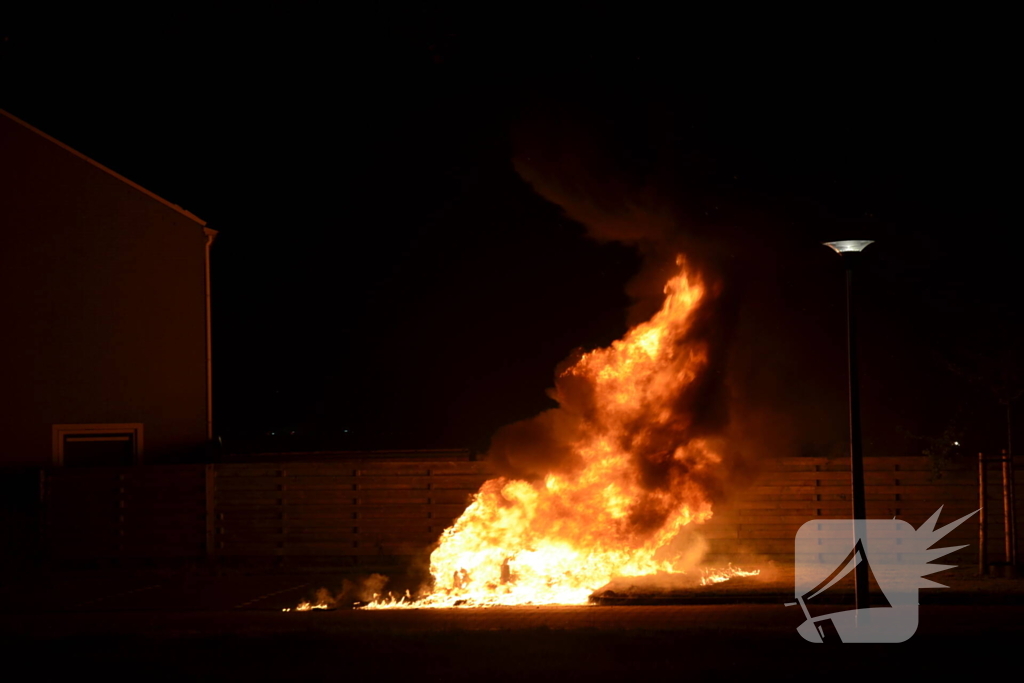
[{"xmin": 824, "ymin": 239, "xmax": 874, "ymax": 612}]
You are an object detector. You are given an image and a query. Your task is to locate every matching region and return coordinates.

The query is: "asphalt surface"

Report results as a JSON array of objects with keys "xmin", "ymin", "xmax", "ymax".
[{"xmin": 0, "ymin": 573, "xmax": 1019, "ymax": 680}]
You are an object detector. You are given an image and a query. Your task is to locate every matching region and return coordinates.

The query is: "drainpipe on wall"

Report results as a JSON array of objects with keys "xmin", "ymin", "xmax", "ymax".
[{"xmin": 203, "ymin": 227, "xmax": 218, "ymax": 440}]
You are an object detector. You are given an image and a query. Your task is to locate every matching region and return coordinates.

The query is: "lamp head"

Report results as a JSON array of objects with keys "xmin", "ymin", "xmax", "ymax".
[{"xmin": 823, "ymin": 240, "xmax": 874, "ymax": 254}]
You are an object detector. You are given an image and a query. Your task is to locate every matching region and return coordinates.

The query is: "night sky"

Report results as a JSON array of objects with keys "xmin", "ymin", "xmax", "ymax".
[{"xmin": 1, "ymin": 16, "xmax": 1018, "ymax": 462}]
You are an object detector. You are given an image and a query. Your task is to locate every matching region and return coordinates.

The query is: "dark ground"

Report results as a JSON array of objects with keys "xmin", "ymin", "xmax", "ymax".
[{"xmin": 0, "ymin": 570, "xmax": 1019, "ymax": 680}]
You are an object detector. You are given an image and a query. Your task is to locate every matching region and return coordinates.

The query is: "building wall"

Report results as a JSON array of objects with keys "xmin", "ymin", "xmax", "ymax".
[{"xmin": 0, "ymin": 114, "xmax": 209, "ymax": 466}]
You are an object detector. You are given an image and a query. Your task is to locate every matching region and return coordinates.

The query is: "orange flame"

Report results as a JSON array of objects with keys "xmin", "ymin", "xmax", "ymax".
[
  {"xmin": 282, "ymin": 601, "xmax": 329, "ymax": 612},
  {"xmin": 699, "ymin": 565, "xmax": 762, "ymax": 586},
  {"xmin": 368, "ymin": 257, "xmax": 744, "ymax": 609}
]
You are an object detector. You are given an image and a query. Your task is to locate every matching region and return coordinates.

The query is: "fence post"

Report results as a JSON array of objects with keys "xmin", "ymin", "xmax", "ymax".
[
  {"xmin": 117, "ymin": 472, "xmax": 126, "ymax": 557},
  {"xmin": 353, "ymin": 465, "xmax": 362, "ymax": 567},
  {"xmin": 278, "ymin": 468, "xmax": 287, "ymax": 561},
  {"xmin": 979, "ymin": 452, "xmax": 987, "ymax": 577},
  {"xmin": 1002, "ymin": 450, "xmax": 1017, "ymax": 577},
  {"xmin": 205, "ymin": 464, "xmax": 216, "ymax": 560},
  {"xmin": 1008, "ymin": 453, "xmax": 1018, "ymax": 570},
  {"xmin": 427, "ymin": 467, "xmax": 434, "ymax": 535},
  {"xmin": 38, "ymin": 469, "xmax": 48, "ymax": 566}
]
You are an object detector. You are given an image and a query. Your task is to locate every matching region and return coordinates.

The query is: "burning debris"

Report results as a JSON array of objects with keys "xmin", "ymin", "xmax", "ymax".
[
  {"xmin": 282, "ymin": 258, "xmax": 760, "ymax": 614},
  {"xmin": 699, "ymin": 565, "xmax": 762, "ymax": 586},
  {"xmin": 282, "ymin": 601, "xmax": 328, "ymax": 612},
  {"xmin": 283, "ymin": 575, "xmax": 388, "ymax": 612},
  {"xmin": 358, "ymin": 257, "xmax": 758, "ymax": 609}
]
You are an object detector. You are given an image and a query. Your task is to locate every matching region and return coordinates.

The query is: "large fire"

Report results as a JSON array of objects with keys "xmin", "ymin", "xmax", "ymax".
[{"xmin": 361, "ymin": 256, "xmax": 756, "ymax": 609}]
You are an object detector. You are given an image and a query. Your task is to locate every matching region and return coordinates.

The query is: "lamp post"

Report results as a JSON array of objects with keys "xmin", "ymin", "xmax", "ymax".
[{"xmin": 824, "ymin": 239, "xmax": 874, "ymax": 612}]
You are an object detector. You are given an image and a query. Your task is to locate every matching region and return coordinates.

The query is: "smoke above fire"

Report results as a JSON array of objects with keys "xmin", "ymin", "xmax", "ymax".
[
  {"xmin": 495, "ymin": 111, "xmax": 741, "ymax": 492},
  {"xmin": 503, "ymin": 103, "xmax": 848, "ymax": 486}
]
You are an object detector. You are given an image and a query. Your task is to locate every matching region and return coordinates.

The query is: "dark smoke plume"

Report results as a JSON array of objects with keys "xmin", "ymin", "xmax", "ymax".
[{"xmin": 486, "ymin": 102, "xmax": 846, "ymax": 500}]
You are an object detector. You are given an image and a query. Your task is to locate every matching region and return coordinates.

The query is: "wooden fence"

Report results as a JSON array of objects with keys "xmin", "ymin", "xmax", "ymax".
[
  {"xmin": 45, "ymin": 465, "xmax": 208, "ymax": 560},
  {"xmin": 213, "ymin": 460, "xmax": 490, "ymax": 561},
  {"xmin": 42, "ymin": 456, "xmax": 491, "ymax": 566},
  {"xmin": 41, "ymin": 455, "xmax": 1020, "ymax": 568},
  {"xmin": 702, "ymin": 456, "xmax": 1022, "ymax": 566}
]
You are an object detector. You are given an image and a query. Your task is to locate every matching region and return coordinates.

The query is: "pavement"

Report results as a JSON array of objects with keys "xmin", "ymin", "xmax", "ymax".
[
  {"xmin": 0, "ymin": 569, "xmax": 1020, "ymax": 680},
  {"xmin": 596, "ymin": 563, "xmax": 1024, "ymax": 604}
]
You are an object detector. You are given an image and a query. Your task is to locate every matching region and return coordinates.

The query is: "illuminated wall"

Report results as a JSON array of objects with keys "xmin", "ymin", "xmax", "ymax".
[{"xmin": 0, "ymin": 112, "xmax": 210, "ymax": 466}]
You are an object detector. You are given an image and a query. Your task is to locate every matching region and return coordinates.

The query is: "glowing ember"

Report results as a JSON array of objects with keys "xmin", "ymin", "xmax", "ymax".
[
  {"xmin": 359, "ymin": 256, "xmax": 756, "ymax": 610},
  {"xmin": 282, "ymin": 601, "xmax": 329, "ymax": 612},
  {"xmin": 699, "ymin": 565, "xmax": 762, "ymax": 586}
]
